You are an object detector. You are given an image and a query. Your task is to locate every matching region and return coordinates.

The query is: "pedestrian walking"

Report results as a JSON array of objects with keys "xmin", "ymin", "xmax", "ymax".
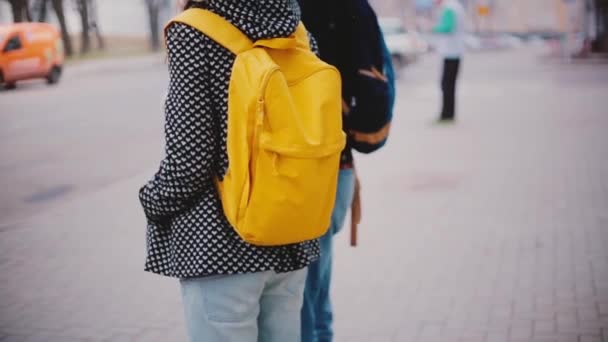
[
  {"xmin": 139, "ymin": 0, "xmax": 344, "ymax": 341},
  {"xmin": 433, "ymin": 0, "xmax": 466, "ymax": 122},
  {"xmin": 298, "ymin": 0, "xmax": 395, "ymax": 340}
]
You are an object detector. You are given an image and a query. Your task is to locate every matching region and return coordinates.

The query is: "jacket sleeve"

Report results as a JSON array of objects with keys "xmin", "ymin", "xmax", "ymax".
[
  {"xmin": 433, "ymin": 8, "xmax": 456, "ymax": 34},
  {"xmin": 139, "ymin": 23, "xmax": 218, "ymax": 223}
]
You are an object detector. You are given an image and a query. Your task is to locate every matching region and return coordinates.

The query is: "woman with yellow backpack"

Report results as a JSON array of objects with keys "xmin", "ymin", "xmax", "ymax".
[{"xmin": 139, "ymin": 0, "xmax": 345, "ymax": 341}]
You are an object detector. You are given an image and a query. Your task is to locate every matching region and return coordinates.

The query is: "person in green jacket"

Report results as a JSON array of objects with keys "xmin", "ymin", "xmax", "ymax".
[{"xmin": 433, "ymin": 0, "xmax": 465, "ymax": 121}]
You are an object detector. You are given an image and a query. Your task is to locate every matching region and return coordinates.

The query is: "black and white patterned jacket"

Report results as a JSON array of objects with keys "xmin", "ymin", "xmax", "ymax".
[{"xmin": 139, "ymin": 0, "xmax": 320, "ymax": 278}]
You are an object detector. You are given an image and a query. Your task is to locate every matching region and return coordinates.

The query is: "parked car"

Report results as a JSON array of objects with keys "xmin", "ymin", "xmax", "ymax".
[
  {"xmin": 0, "ymin": 22, "xmax": 64, "ymax": 90},
  {"xmin": 463, "ymin": 33, "xmax": 525, "ymax": 51},
  {"xmin": 379, "ymin": 17, "xmax": 429, "ymax": 69}
]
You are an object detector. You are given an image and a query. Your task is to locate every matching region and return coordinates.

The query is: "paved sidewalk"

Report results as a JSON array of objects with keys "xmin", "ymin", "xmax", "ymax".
[{"xmin": 1, "ymin": 50, "xmax": 608, "ymax": 342}]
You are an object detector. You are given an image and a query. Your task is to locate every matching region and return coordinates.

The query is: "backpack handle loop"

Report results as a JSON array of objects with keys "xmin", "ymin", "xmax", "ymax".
[{"xmin": 254, "ymin": 37, "xmax": 297, "ymax": 50}]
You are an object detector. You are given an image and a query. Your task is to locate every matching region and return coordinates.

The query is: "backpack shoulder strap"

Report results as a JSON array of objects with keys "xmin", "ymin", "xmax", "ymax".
[{"xmin": 165, "ymin": 8, "xmax": 253, "ymax": 55}]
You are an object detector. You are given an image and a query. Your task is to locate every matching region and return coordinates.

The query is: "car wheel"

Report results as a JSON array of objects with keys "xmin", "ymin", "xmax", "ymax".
[
  {"xmin": 4, "ymin": 82, "xmax": 17, "ymax": 90},
  {"xmin": 47, "ymin": 66, "xmax": 62, "ymax": 85}
]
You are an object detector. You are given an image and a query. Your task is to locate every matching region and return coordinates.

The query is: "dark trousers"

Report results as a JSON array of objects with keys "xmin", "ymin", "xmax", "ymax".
[{"xmin": 441, "ymin": 58, "xmax": 461, "ymax": 120}]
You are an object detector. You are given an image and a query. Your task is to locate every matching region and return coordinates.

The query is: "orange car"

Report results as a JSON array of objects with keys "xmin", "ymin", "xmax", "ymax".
[{"xmin": 0, "ymin": 22, "xmax": 64, "ymax": 89}]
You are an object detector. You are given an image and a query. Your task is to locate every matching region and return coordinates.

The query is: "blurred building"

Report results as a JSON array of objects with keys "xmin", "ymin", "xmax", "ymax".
[
  {"xmin": 368, "ymin": 0, "xmax": 424, "ymax": 31},
  {"xmin": 368, "ymin": 0, "xmax": 602, "ymax": 36},
  {"xmin": 483, "ymin": 0, "xmax": 606, "ymax": 52},
  {"xmin": 471, "ymin": 0, "xmax": 585, "ymax": 34}
]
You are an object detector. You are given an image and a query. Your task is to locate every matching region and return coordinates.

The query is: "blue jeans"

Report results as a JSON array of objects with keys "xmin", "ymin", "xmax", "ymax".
[
  {"xmin": 181, "ymin": 269, "xmax": 307, "ymax": 342},
  {"xmin": 301, "ymin": 169, "xmax": 356, "ymax": 342}
]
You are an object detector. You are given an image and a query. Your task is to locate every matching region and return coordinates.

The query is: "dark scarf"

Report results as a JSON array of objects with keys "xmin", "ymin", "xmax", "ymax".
[{"xmin": 186, "ymin": 0, "xmax": 302, "ymax": 41}]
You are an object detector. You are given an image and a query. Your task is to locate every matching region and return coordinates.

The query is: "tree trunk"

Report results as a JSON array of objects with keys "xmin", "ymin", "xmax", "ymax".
[
  {"xmin": 51, "ymin": 0, "xmax": 74, "ymax": 57},
  {"xmin": 77, "ymin": 0, "xmax": 91, "ymax": 54},
  {"xmin": 93, "ymin": 25, "xmax": 105, "ymax": 50},
  {"xmin": 146, "ymin": 0, "xmax": 161, "ymax": 51},
  {"xmin": 9, "ymin": 0, "xmax": 22, "ymax": 22},
  {"xmin": 88, "ymin": 0, "xmax": 105, "ymax": 50},
  {"xmin": 8, "ymin": 0, "xmax": 30, "ymax": 22},
  {"xmin": 34, "ymin": 0, "xmax": 49, "ymax": 22},
  {"xmin": 25, "ymin": 1, "xmax": 31, "ymax": 20}
]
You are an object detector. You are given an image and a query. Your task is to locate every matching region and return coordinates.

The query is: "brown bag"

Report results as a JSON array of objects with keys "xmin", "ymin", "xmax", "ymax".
[{"xmin": 350, "ymin": 175, "xmax": 362, "ymax": 247}]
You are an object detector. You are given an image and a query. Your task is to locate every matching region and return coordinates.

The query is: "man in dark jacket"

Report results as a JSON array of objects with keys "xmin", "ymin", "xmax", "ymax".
[{"xmin": 298, "ymin": 1, "xmax": 386, "ymax": 341}]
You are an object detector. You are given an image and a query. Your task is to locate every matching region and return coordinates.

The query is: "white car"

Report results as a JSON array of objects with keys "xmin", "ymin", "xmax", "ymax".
[{"xmin": 379, "ymin": 17, "xmax": 429, "ymax": 68}]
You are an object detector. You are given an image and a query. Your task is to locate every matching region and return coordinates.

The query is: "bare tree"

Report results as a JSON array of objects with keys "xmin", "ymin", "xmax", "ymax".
[
  {"xmin": 31, "ymin": 0, "xmax": 50, "ymax": 22},
  {"xmin": 88, "ymin": 0, "xmax": 105, "ymax": 50},
  {"xmin": 73, "ymin": 0, "xmax": 104, "ymax": 53},
  {"xmin": 74, "ymin": 0, "xmax": 91, "ymax": 54},
  {"xmin": 595, "ymin": 0, "xmax": 608, "ymax": 51},
  {"xmin": 145, "ymin": 0, "xmax": 165, "ymax": 51},
  {"xmin": 51, "ymin": 0, "xmax": 74, "ymax": 56},
  {"xmin": 7, "ymin": 0, "xmax": 32, "ymax": 22}
]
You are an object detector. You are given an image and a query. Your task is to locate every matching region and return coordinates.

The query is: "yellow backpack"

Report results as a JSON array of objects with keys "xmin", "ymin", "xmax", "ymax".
[{"xmin": 167, "ymin": 9, "xmax": 345, "ymax": 246}]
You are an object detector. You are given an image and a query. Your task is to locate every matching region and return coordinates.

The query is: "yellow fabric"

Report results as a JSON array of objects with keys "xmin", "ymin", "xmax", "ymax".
[{"xmin": 166, "ymin": 9, "xmax": 345, "ymax": 246}]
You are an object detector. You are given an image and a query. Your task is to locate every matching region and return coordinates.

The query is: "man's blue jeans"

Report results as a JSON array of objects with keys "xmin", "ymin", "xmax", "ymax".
[{"xmin": 301, "ymin": 169, "xmax": 356, "ymax": 342}]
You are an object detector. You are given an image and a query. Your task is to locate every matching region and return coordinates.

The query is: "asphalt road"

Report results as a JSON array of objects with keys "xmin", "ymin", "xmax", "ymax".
[{"xmin": 0, "ymin": 55, "xmax": 167, "ymax": 229}]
